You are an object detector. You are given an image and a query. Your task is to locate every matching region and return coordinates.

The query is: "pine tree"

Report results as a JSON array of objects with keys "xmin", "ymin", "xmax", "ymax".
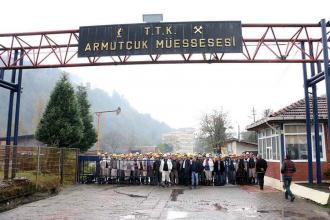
[
  {"xmin": 35, "ymin": 74, "xmax": 83, "ymax": 148},
  {"xmin": 75, "ymin": 85, "xmax": 97, "ymax": 152}
]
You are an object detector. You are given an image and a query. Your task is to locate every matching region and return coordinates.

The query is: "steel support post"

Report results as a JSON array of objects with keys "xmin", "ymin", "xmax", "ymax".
[
  {"xmin": 301, "ymin": 42, "xmax": 313, "ymax": 184},
  {"xmin": 309, "ymin": 43, "xmax": 322, "ymax": 184},
  {"xmin": 12, "ymin": 50, "xmax": 24, "ymax": 179},
  {"xmin": 0, "ymin": 68, "xmax": 4, "ymax": 80},
  {"xmin": 4, "ymin": 50, "xmax": 18, "ymax": 180},
  {"xmin": 280, "ymin": 123, "xmax": 285, "ymax": 164},
  {"xmin": 321, "ymin": 19, "xmax": 330, "ymax": 164}
]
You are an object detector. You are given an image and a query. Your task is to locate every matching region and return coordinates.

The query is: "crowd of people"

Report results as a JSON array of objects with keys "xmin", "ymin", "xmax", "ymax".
[{"xmin": 98, "ymin": 152, "xmax": 268, "ymax": 190}]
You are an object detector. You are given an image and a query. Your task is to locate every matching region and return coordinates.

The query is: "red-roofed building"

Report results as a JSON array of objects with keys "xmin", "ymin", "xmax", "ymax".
[{"xmin": 247, "ymin": 97, "xmax": 330, "ymax": 182}]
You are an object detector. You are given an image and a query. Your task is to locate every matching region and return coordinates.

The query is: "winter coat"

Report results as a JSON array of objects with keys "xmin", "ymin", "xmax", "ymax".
[
  {"xmin": 100, "ymin": 159, "xmax": 107, "ymax": 169},
  {"xmin": 281, "ymin": 159, "xmax": 296, "ymax": 177},
  {"xmin": 126, "ymin": 160, "xmax": 132, "ymax": 171},
  {"xmin": 159, "ymin": 159, "xmax": 173, "ymax": 172},
  {"xmin": 180, "ymin": 159, "xmax": 192, "ymax": 174},
  {"xmin": 248, "ymin": 158, "xmax": 256, "ymax": 168},
  {"xmin": 171, "ymin": 160, "xmax": 180, "ymax": 171},
  {"xmin": 256, "ymin": 158, "xmax": 268, "ymax": 173},
  {"xmin": 191, "ymin": 160, "xmax": 203, "ymax": 173},
  {"xmin": 153, "ymin": 159, "xmax": 161, "ymax": 171},
  {"xmin": 203, "ymin": 158, "xmax": 214, "ymax": 172},
  {"xmin": 110, "ymin": 159, "xmax": 117, "ymax": 169},
  {"xmin": 122, "ymin": 160, "xmax": 128, "ymax": 171},
  {"xmin": 214, "ymin": 161, "xmax": 221, "ymax": 173}
]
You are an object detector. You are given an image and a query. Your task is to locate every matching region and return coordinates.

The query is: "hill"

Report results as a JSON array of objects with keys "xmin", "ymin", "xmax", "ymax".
[{"xmin": 0, "ymin": 69, "xmax": 172, "ymax": 151}]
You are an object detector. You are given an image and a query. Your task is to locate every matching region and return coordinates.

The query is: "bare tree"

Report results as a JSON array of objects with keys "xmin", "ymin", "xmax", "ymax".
[
  {"xmin": 262, "ymin": 108, "xmax": 274, "ymax": 118},
  {"xmin": 102, "ymin": 130, "xmax": 123, "ymax": 153},
  {"xmin": 240, "ymin": 130, "xmax": 257, "ymax": 143},
  {"xmin": 198, "ymin": 109, "xmax": 232, "ymax": 153}
]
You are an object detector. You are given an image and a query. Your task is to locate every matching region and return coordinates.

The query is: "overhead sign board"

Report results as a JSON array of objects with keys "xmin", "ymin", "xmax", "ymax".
[{"xmin": 78, "ymin": 21, "xmax": 242, "ymax": 57}]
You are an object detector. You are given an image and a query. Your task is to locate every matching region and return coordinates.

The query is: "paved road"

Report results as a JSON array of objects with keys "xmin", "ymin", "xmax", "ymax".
[{"xmin": 0, "ymin": 184, "xmax": 329, "ymax": 220}]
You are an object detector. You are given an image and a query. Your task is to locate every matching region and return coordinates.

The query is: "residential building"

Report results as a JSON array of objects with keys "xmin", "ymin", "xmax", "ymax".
[{"xmin": 162, "ymin": 128, "xmax": 196, "ymax": 153}]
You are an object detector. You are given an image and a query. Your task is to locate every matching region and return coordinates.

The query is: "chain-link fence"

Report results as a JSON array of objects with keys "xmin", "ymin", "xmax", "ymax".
[{"xmin": 0, "ymin": 145, "xmax": 79, "ymax": 190}]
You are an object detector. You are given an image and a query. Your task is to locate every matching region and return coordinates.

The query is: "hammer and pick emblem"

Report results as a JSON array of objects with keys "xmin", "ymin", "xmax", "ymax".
[
  {"xmin": 193, "ymin": 25, "xmax": 203, "ymax": 34},
  {"xmin": 117, "ymin": 27, "xmax": 123, "ymax": 38}
]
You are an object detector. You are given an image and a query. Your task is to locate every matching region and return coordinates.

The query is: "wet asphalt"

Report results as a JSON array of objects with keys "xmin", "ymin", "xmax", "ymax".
[{"xmin": 0, "ymin": 184, "xmax": 329, "ymax": 220}]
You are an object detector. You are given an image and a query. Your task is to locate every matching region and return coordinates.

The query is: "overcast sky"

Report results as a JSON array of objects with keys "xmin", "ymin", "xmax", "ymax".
[{"xmin": 1, "ymin": 0, "xmax": 329, "ymax": 132}]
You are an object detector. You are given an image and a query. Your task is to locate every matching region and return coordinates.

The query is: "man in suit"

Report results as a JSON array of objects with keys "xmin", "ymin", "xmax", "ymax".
[
  {"xmin": 153, "ymin": 154, "xmax": 161, "ymax": 186},
  {"xmin": 170, "ymin": 155, "xmax": 179, "ymax": 185},
  {"xmin": 180, "ymin": 154, "xmax": 191, "ymax": 186}
]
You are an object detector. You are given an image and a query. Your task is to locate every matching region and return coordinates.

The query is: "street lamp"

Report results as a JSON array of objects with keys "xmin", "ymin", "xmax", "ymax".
[{"xmin": 95, "ymin": 107, "xmax": 121, "ymax": 154}]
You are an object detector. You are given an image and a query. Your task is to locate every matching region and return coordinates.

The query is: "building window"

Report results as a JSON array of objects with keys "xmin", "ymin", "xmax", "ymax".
[
  {"xmin": 312, "ymin": 134, "xmax": 323, "ymax": 160},
  {"xmin": 272, "ymin": 136, "xmax": 277, "ymax": 160},
  {"xmin": 285, "ymin": 135, "xmax": 308, "ymax": 160},
  {"xmin": 284, "ymin": 124, "xmax": 324, "ymax": 161},
  {"xmin": 258, "ymin": 128, "xmax": 280, "ymax": 160}
]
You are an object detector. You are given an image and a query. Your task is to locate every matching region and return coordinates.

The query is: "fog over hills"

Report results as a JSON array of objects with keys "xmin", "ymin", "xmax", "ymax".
[{"xmin": 0, "ymin": 69, "xmax": 172, "ymax": 150}]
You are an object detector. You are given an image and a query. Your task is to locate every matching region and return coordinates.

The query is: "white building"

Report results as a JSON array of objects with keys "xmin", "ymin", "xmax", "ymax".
[
  {"xmin": 162, "ymin": 128, "xmax": 196, "ymax": 153},
  {"xmin": 224, "ymin": 138, "xmax": 258, "ymax": 155}
]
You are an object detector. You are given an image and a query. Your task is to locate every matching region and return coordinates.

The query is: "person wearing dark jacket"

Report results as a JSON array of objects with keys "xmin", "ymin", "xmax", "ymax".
[
  {"xmin": 153, "ymin": 155, "xmax": 161, "ymax": 186},
  {"xmin": 181, "ymin": 155, "xmax": 191, "ymax": 186},
  {"xmin": 281, "ymin": 155, "xmax": 296, "ymax": 202},
  {"xmin": 214, "ymin": 157, "xmax": 221, "ymax": 186},
  {"xmin": 214, "ymin": 157, "xmax": 225, "ymax": 186},
  {"xmin": 228, "ymin": 158, "xmax": 236, "ymax": 184},
  {"xmin": 190, "ymin": 156, "xmax": 202, "ymax": 188},
  {"xmin": 236, "ymin": 156, "xmax": 246, "ymax": 185},
  {"xmin": 170, "ymin": 156, "xmax": 180, "ymax": 185},
  {"xmin": 197, "ymin": 155, "xmax": 206, "ymax": 185},
  {"xmin": 256, "ymin": 154, "xmax": 268, "ymax": 190},
  {"xmin": 220, "ymin": 159, "xmax": 226, "ymax": 185}
]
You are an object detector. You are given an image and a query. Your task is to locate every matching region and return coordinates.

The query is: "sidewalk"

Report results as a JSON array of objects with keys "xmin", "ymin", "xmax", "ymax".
[{"xmin": 265, "ymin": 176, "xmax": 330, "ymax": 205}]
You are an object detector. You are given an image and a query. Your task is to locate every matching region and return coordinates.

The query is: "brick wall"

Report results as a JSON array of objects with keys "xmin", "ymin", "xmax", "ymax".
[
  {"xmin": 266, "ymin": 161, "xmax": 330, "ymax": 181},
  {"xmin": 292, "ymin": 161, "xmax": 330, "ymax": 181},
  {"xmin": 265, "ymin": 161, "xmax": 280, "ymax": 180}
]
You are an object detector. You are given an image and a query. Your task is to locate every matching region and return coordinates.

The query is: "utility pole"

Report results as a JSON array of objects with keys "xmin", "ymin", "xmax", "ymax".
[
  {"xmin": 252, "ymin": 107, "xmax": 259, "ymax": 144},
  {"xmin": 95, "ymin": 107, "xmax": 121, "ymax": 154},
  {"xmin": 237, "ymin": 124, "xmax": 240, "ymax": 141},
  {"xmin": 96, "ymin": 112, "xmax": 101, "ymax": 154},
  {"xmin": 252, "ymin": 107, "xmax": 256, "ymax": 122}
]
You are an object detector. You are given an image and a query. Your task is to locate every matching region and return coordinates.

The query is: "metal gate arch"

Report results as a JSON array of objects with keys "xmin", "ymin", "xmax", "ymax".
[{"xmin": 1, "ymin": 19, "xmax": 329, "ymax": 184}]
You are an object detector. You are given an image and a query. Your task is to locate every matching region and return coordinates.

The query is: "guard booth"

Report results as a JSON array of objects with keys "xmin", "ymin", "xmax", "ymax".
[{"xmin": 78, "ymin": 155, "xmax": 101, "ymax": 184}]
